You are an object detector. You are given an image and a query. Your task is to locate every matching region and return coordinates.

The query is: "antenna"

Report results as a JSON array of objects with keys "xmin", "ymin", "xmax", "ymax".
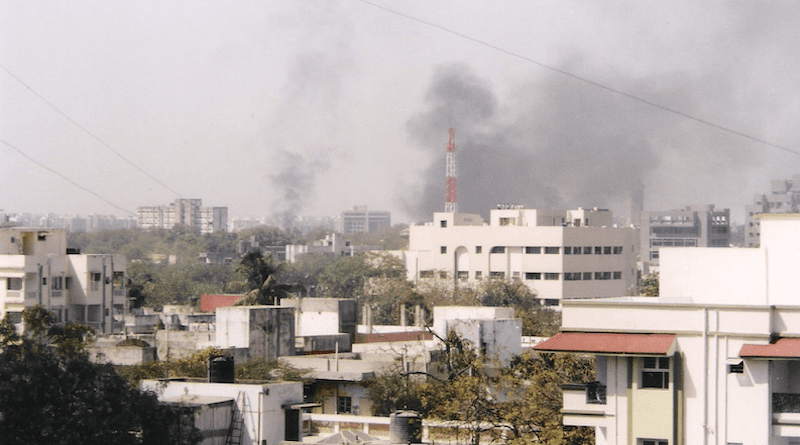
[{"xmin": 445, "ymin": 129, "xmax": 457, "ymax": 213}]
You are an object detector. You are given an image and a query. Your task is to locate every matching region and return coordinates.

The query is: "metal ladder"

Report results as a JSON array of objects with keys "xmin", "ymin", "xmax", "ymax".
[{"xmin": 225, "ymin": 391, "xmax": 247, "ymax": 445}]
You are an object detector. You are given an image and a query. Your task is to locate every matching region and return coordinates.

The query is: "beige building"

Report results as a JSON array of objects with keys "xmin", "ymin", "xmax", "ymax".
[
  {"xmin": 0, "ymin": 227, "xmax": 126, "ymax": 333},
  {"xmin": 536, "ymin": 213, "xmax": 800, "ymax": 444},
  {"xmin": 403, "ymin": 207, "xmax": 639, "ymax": 305},
  {"xmin": 137, "ymin": 198, "xmax": 227, "ymax": 233}
]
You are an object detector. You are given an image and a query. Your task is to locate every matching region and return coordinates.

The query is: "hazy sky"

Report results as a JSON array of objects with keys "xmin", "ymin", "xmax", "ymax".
[{"xmin": 2, "ymin": 1, "xmax": 799, "ymax": 224}]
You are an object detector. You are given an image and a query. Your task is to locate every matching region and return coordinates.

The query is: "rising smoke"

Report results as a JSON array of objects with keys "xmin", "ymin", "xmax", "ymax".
[{"xmin": 405, "ymin": 58, "xmax": 767, "ymax": 221}]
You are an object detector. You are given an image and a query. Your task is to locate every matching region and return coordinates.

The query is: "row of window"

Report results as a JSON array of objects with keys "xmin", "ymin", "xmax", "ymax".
[
  {"xmin": 421, "ymin": 271, "xmax": 624, "ymax": 281},
  {"xmin": 441, "ymin": 245, "xmax": 625, "ymax": 255}
]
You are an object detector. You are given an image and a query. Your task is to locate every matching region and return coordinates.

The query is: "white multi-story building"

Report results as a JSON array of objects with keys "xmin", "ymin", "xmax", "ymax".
[
  {"xmin": 137, "ymin": 198, "xmax": 227, "ymax": 233},
  {"xmin": 536, "ymin": 213, "xmax": 800, "ymax": 444},
  {"xmin": 0, "ymin": 227, "xmax": 126, "ymax": 333},
  {"xmin": 403, "ymin": 206, "xmax": 639, "ymax": 305}
]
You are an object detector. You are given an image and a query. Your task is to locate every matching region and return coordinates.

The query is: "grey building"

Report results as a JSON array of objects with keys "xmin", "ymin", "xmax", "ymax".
[
  {"xmin": 337, "ymin": 206, "xmax": 390, "ymax": 234},
  {"xmin": 641, "ymin": 205, "xmax": 730, "ymax": 272},
  {"xmin": 745, "ymin": 177, "xmax": 800, "ymax": 247}
]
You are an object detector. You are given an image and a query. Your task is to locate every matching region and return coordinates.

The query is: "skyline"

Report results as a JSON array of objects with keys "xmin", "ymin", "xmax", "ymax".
[{"xmin": 2, "ymin": 1, "xmax": 800, "ymax": 224}]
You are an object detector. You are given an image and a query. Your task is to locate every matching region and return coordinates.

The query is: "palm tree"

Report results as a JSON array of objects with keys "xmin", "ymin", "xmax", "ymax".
[{"xmin": 229, "ymin": 251, "xmax": 304, "ymax": 306}]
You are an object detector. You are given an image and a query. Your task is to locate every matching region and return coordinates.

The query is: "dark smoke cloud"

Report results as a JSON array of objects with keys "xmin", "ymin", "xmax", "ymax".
[{"xmin": 405, "ymin": 59, "xmax": 766, "ymax": 221}]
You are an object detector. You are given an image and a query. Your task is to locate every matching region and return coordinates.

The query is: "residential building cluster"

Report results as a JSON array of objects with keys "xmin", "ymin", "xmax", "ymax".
[{"xmin": 0, "ymin": 212, "xmax": 137, "ymax": 232}]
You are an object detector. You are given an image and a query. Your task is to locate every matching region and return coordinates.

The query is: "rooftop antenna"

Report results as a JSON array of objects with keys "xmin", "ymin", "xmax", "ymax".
[{"xmin": 445, "ymin": 128, "xmax": 457, "ymax": 213}]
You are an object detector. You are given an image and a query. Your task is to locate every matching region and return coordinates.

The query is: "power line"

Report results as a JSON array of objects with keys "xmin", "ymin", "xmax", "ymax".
[
  {"xmin": 357, "ymin": 0, "xmax": 800, "ymax": 158},
  {"xmin": 0, "ymin": 63, "xmax": 186, "ymax": 197},
  {"xmin": 0, "ymin": 138, "xmax": 136, "ymax": 215}
]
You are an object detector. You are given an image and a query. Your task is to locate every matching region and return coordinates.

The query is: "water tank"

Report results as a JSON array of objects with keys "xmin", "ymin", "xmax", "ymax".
[
  {"xmin": 389, "ymin": 410, "xmax": 421, "ymax": 444},
  {"xmin": 208, "ymin": 355, "xmax": 235, "ymax": 383}
]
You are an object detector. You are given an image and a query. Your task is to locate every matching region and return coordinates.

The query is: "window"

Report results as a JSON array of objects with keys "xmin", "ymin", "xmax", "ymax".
[
  {"xmin": 7, "ymin": 278, "xmax": 22, "ymax": 291},
  {"xmin": 650, "ymin": 250, "xmax": 660, "ymax": 260},
  {"xmin": 90, "ymin": 272, "xmax": 102, "ymax": 291},
  {"xmin": 420, "ymin": 270, "xmax": 434, "ymax": 279},
  {"xmin": 564, "ymin": 272, "xmax": 582, "ymax": 281},
  {"xmin": 640, "ymin": 440, "xmax": 667, "ymax": 445},
  {"xmin": 37, "ymin": 233, "xmax": 46, "ymax": 241},
  {"xmin": 571, "ymin": 247, "xmax": 581, "ymax": 255},
  {"xmin": 594, "ymin": 272, "xmax": 603, "ymax": 280},
  {"xmin": 613, "ymin": 271, "xmax": 622, "ymax": 280},
  {"xmin": 457, "ymin": 271, "xmax": 468, "ymax": 281},
  {"xmin": 545, "ymin": 247, "xmax": 560, "ymax": 254},
  {"xmin": 475, "ymin": 271, "xmax": 482, "ymax": 280},
  {"xmin": 512, "ymin": 271, "xmax": 520, "ymax": 281},
  {"xmin": 441, "ymin": 246, "xmax": 447, "ymax": 254},
  {"xmin": 439, "ymin": 272, "xmax": 448, "ymax": 279},
  {"xmin": 583, "ymin": 246, "xmax": 592, "ymax": 254},
  {"xmin": 728, "ymin": 362, "xmax": 744, "ymax": 374},
  {"xmin": 582, "ymin": 272, "xmax": 593, "ymax": 280},
  {"xmin": 490, "ymin": 271, "xmax": 505, "ymax": 279},
  {"xmin": 564, "ymin": 247, "xmax": 572, "ymax": 254},
  {"xmin": 42, "ymin": 277, "xmax": 47, "ymax": 286},
  {"xmin": 603, "ymin": 271, "xmax": 611, "ymax": 280},
  {"xmin": 544, "ymin": 273, "xmax": 560, "ymax": 280},
  {"xmin": 490, "ymin": 246, "xmax": 505, "ymax": 254},
  {"xmin": 525, "ymin": 246, "xmax": 541, "ymax": 254},
  {"xmin": 642, "ymin": 357, "xmax": 669, "ymax": 389},
  {"xmin": 51, "ymin": 276, "xmax": 63, "ymax": 290},
  {"xmin": 594, "ymin": 246, "xmax": 603, "ymax": 255},
  {"xmin": 613, "ymin": 246, "xmax": 623, "ymax": 254},
  {"xmin": 525, "ymin": 272, "xmax": 541, "ymax": 280},
  {"xmin": 337, "ymin": 396, "xmax": 352, "ymax": 414},
  {"xmin": 475, "ymin": 246, "xmax": 482, "ymax": 254},
  {"xmin": 440, "ymin": 220, "xmax": 447, "ymax": 228},
  {"xmin": 603, "ymin": 246, "xmax": 612, "ymax": 255}
]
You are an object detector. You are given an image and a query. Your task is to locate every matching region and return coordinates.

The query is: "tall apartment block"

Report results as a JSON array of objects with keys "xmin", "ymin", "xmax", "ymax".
[
  {"xmin": 137, "ymin": 199, "xmax": 228, "ymax": 234},
  {"xmin": 745, "ymin": 176, "xmax": 800, "ymax": 247},
  {"xmin": 641, "ymin": 205, "xmax": 730, "ymax": 273},
  {"xmin": 337, "ymin": 206, "xmax": 391, "ymax": 234}
]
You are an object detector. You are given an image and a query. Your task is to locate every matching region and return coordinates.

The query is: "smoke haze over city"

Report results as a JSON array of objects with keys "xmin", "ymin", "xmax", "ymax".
[{"xmin": 2, "ymin": 1, "xmax": 800, "ymax": 224}]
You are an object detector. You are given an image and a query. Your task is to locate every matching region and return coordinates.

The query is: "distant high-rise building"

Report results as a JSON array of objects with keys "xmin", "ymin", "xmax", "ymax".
[
  {"xmin": 137, "ymin": 199, "xmax": 227, "ymax": 233},
  {"xmin": 337, "ymin": 206, "xmax": 391, "ymax": 234},
  {"xmin": 745, "ymin": 176, "xmax": 800, "ymax": 247},
  {"xmin": 641, "ymin": 205, "xmax": 730, "ymax": 273}
]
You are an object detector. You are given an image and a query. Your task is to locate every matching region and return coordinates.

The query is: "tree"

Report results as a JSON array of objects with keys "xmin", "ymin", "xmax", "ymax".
[
  {"xmin": 368, "ymin": 332, "xmax": 596, "ymax": 445},
  {"xmin": 639, "ymin": 272, "xmax": 659, "ymax": 296},
  {"xmin": 0, "ymin": 308, "xmax": 201, "ymax": 445},
  {"xmin": 229, "ymin": 251, "xmax": 304, "ymax": 305}
]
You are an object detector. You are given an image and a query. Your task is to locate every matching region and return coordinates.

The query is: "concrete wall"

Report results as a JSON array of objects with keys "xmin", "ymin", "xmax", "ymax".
[
  {"xmin": 216, "ymin": 306, "xmax": 295, "ymax": 360},
  {"xmin": 90, "ymin": 344, "xmax": 157, "ymax": 365}
]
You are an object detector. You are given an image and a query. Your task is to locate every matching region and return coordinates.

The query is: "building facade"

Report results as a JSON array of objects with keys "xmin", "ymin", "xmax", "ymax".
[
  {"xmin": 137, "ymin": 198, "xmax": 227, "ymax": 233},
  {"xmin": 403, "ymin": 207, "xmax": 639, "ymax": 305},
  {"xmin": 337, "ymin": 206, "xmax": 390, "ymax": 234},
  {"xmin": 745, "ymin": 177, "xmax": 800, "ymax": 247},
  {"xmin": 0, "ymin": 227, "xmax": 126, "ymax": 333},
  {"xmin": 536, "ymin": 213, "xmax": 800, "ymax": 444},
  {"xmin": 641, "ymin": 205, "xmax": 730, "ymax": 273}
]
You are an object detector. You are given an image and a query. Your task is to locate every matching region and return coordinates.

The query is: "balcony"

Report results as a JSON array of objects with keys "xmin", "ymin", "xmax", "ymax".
[
  {"xmin": 561, "ymin": 382, "xmax": 611, "ymax": 428},
  {"xmin": 113, "ymin": 289, "xmax": 126, "ymax": 298}
]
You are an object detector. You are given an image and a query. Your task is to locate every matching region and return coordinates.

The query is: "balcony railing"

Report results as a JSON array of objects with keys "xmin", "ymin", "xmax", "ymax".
[{"xmin": 774, "ymin": 393, "xmax": 800, "ymax": 413}]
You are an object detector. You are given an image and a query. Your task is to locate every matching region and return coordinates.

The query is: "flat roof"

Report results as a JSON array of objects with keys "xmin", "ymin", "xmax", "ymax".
[
  {"xmin": 534, "ymin": 332, "xmax": 676, "ymax": 356},
  {"xmin": 739, "ymin": 338, "xmax": 800, "ymax": 358}
]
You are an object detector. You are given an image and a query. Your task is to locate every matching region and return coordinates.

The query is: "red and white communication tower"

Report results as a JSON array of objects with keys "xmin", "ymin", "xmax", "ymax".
[{"xmin": 445, "ymin": 128, "xmax": 457, "ymax": 213}]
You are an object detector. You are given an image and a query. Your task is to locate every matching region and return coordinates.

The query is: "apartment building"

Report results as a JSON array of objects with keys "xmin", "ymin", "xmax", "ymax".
[
  {"xmin": 337, "ymin": 206, "xmax": 391, "ymax": 234},
  {"xmin": 0, "ymin": 227, "xmax": 126, "ymax": 333},
  {"xmin": 641, "ymin": 205, "xmax": 730, "ymax": 273},
  {"xmin": 745, "ymin": 176, "xmax": 800, "ymax": 247},
  {"xmin": 403, "ymin": 206, "xmax": 639, "ymax": 305},
  {"xmin": 137, "ymin": 198, "xmax": 227, "ymax": 234},
  {"xmin": 535, "ymin": 213, "xmax": 800, "ymax": 444}
]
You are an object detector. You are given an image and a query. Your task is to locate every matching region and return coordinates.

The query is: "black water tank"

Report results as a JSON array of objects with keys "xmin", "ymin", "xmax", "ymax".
[
  {"xmin": 208, "ymin": 355, "xmax": 235, "ymax": 383},
  {"xmin": 389, "ymin": 410, "xmax": 421, "ymax": 444}
]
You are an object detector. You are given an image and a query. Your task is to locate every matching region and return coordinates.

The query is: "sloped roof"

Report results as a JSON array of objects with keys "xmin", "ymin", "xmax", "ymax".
[
  {"xmin": 533, "ymin": 332, "xmax": 676, "ymax": 356},
  {"xmin": 739, "ymin": 338, "xmax": 800, "ymax": 358}
]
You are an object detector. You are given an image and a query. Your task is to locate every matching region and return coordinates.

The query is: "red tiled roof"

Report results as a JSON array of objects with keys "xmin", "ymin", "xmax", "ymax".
[
  {"xmin": 200, "ymin": 294, "xmax": 242, "ymax": 312},
  {"xmin": 533, "ymin": 332, "xmax": 676, "ymax": 356},
  {"xmin": 739, "ymin": 338, "xmax": 800, "ymax": 358}
]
